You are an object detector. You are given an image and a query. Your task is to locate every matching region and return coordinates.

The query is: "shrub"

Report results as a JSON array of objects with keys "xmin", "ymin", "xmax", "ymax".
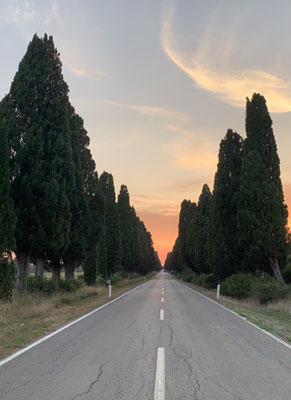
[
  {"xmin": 220, "ymin": 274, "xmax": 252, "ymax": 299},
  {"xmin": 60, "ymin": 279, "xmax": 85, "ymax": 292},
  {"xmin": 0, "ymin": 257, "xmax": 16, "ymax": 301},
  {"xmin": 27, "ymin": 276, "xmax": 57, "ymax": 295},
  {"xmin": 127, "ymin": 272, "xmax": 141, "ymax": 280},
  {"xmin": 251, "ymin": 278, "xmax": 291, "ymax": 304},
  {"xmin": 96, "ymin": 276, "xmax": 107, "ymax": 286},
  {"xmin": 282, "ymin": 264, "xmax": 291, "ymax": 284},
  {"xmin": 200, "ymin": 273, "xmax": 218, "ymax": 289},
  {"xmin": 181, "ymin": 268, "xmax": 197, "ymax": 283}
]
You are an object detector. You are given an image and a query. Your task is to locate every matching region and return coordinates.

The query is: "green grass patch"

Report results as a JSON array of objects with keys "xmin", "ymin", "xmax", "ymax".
[{"xmin": 227, "ymin": 303, "xmax": 291, "ymax": 343}]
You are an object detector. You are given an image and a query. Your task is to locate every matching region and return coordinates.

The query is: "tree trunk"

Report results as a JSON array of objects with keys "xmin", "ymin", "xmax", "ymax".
[
  {"xmin": 52, "ymin": 264, "xmax": 61, "ymax": 288},
  {"xmin": 36, "ymin": 256, "xmax": 45, "ymax": 280},
  {"xmin": 15, "ymin": 251, "xmax": 29, "ymax": 295},
  {"xmin": 64, "ymin": 263, "xmax": 75, "ymax": 281},
  {"xmin": 269, "ymin": 257, "xmax": 285, "ymax": 284}
]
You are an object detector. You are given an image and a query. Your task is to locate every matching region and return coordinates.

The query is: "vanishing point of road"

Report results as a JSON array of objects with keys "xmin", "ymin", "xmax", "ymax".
[{"xmin": 0, "ymin": 272, "xmax": 290, "ymax": 399}]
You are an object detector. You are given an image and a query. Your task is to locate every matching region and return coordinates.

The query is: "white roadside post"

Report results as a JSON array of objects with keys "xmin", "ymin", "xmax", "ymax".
[
  {"xmin": 216, "ymin": 280, "xmax": 220, "ymax": 299},
  {"xmin": 108, "ymin": 280, "xmax": 112, "ymax": 299}
]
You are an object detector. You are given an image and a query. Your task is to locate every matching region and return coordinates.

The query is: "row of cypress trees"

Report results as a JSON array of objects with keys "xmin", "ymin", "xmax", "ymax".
[
  {"xmin": 165, "ymin": 94, "xmax": 288, "ymax": 283},
  {"xmin": 0, "ymin": 34, "xmax": 159, "ymax": 298}
]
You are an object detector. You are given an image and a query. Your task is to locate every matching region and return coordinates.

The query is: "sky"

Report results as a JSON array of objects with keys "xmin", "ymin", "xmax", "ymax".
[{"xmin": 1, "ymin": 1, "xmax": 291, "ymax": 264}]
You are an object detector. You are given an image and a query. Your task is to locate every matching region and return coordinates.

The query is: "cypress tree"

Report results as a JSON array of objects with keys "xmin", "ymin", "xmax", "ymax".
[
  {"xmin": 178, "ymin": 200, "xmax": 196, "ymax": 271},
  {"xmin": 118, "ymin": 185, "xmax": 132, "ymax": 270},
  {"xmin": 62, "ymin": 109, "xmax": 90, "ymax": 281},
  {"xmin": 83, "ymin": 173, "xmax": 105, "ymax": 285},
  {"xmin": 136, "ymin": 219, "xmax": 156, "ymax": 274},
  {"xmin": 1, "ymin": 34, "xmax": 74, "ymax": 293},
  {"xmin": 99, "ymin": 172, "xmax": 121, "ymax": 276},
  {"xmin": 238, "ymin": 94, "xmax": 288, "ymax": 281},
  {"xmin": 0, "ymin": 104, "xmax": 17, "ymax": 300},
  {"xmin": 237, "ymin": 150, "xmax": 286, "ymax": 281},
  {"xmin": 191, "ymin": 184, "xmax": 212, "ymax": 274},
  {"xmin": 210, "ymin": 129, "xmax": 243, "ymax": 279}
]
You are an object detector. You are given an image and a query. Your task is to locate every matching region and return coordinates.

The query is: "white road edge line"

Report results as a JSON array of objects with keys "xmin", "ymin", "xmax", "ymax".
[
  {"xmin": 170, "ymin": 274, "xmax": 291, "ymax": 350},
  {"xmin": 0, "ymin": 279, "xmax": 153, "ymax": 367},
  {"xmin": 160, "ymin": 309, "xmax": 164, "ymax": 321},
  {"xmin": 154, "ymin": 347, "xmax": 165, "ymax": 400},
  {"xmin": 161, "ymin": 297, "xmax": 164, "ymax": 302}
]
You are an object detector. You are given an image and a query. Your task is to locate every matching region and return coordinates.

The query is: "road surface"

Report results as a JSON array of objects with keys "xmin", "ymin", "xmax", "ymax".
[{"xmin": 0, "ymin": 272, "xmax": 290, "ymax": 399}]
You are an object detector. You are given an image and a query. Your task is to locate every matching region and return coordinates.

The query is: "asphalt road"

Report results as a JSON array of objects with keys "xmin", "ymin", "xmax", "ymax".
[{"xmin": 0, "ymin": 272, "xmax": 290, "ymax": 399}]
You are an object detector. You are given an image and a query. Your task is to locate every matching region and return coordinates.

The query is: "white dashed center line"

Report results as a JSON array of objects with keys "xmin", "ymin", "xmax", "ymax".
[
  {"xmin": 154, "ymin": 347, "xmax": 165, "ymax": 400},
  {"xmin": 161, "ymin": 297, "xmax": 164, "ymax": 302},
  {"xmin": 160, "ymin": 309, "xmax": 164, "ymax": 321}
]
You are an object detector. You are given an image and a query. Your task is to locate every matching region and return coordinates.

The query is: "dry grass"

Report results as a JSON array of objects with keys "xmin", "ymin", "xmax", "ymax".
[{"xmin": 0, "ymin": 273, "xmax": 156, "ymax": 360}]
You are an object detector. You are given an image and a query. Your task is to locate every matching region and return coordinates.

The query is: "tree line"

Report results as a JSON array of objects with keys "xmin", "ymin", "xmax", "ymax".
[
  {"xmin": 165, "ymin": 93, "xmax": 288, "ymax": 283},
  {"xmin": 0, "ymin": 34, "xmax": 160, "ymax": 298}
]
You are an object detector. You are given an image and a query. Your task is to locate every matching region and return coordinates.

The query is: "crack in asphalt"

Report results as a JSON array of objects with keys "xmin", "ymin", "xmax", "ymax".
[
  {"xmin": 215, "ymin": 382, "xmax": 244, "ymax": 400},
  {"xmin": 70, "ymin": 363, "xmax": 105, "ymax": 399},
  {"xmin": 127, "ymin": 318, "xmax": 136, "ymax": 330}
]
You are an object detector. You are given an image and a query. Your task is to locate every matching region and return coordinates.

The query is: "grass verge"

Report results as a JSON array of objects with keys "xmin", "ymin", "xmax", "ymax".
[
  {"xmin": 173, "ymin": 276, "xmax": 291, "ymax": 343},
  {"xmin": 0, "ymin": 273, "xmax": 156, "ymax": 360}
]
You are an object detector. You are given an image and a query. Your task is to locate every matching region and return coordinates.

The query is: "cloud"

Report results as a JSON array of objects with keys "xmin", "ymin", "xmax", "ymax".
[
  {"xmin": 43, "ymin": 0, "xmax": 60, "ymax": 25},
  {"xmin": 132, "ymin": 194, "xmax": 180, "ymax": 216},
  {"xmin": 161, "ymin": 5, "xmax": 291, "ymax": 113},
  {"xmin": 163, "ymin": 123, "xmax": 218, "ymax": 171},
  {"xmin": 104, "ymin": 100, "xmax": 189, "ymax": 122},
  {"xmin": 166, "ymin": 177, "xmax": 212, "ymax": 192},
  {"xmin": 66, "ymin": 63, "xmax": 105, "ymax": 80},
  {"xmin": 5, "ymin": 1, "xmax": 37, "ymax": 26}
]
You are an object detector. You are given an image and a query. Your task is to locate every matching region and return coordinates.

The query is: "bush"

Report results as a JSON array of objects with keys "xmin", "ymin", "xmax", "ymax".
[
  {"xmin": 251, "ymin": 278, "xmax": 291, "ymax": 304},
  {"xmin": 200, "ymin": 273, "xmax": 218, "ymax": 289},
  {"xmin": 27, "ymin": 276, "xmax": 57, "ymax": 295},
  {"xmin": 127, "ymin": 272, "xmax": 141, "ymax": 280},
  {"xmin": 109, "ymin": 273, "xmax": 123, "ymax": 285},
  {"xmin": 181, "ymin": 268, "xmax": 197, "ymax": 283},
  {"xmin": 220, "ymin": 274, "xmax": 252, "ymax": 299},
  {"xmin": 96, "ymin": 276, "xmax": 107, "ymax": 286},
  {"xmin": 0, "ymin": 257, "xmax": 16, "ymax": 301},
  {"xmin": 282, "ymin": 264, "xmax": 291, "ymax": 284},
  {"xmin": 59, "ymin": 279, "xmax": 84, "ymax": 292}
]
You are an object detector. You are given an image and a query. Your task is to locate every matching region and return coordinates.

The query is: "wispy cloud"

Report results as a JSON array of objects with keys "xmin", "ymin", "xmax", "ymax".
[
  {"xmin": 43, "ymin": 0, "xmax": 61, "ymax": 25},
  {"xmin": 161, "ymin": 5, "xmax": 291, "ymax": 113},
  {"xmin": 166, "ymin": 177, "xmax": 212, "ymax": 192},
  {"xmin": 66, "ymin": 63, "xmax": 105, "ymax": 80},
  {"xmin": 163, "ymin": 122, "xmax": 218, "ymax": 170},
  {"xmin": 104, "ymin": 99, "xmax": 189, "ymax": 122},
  {"xmin": 132, "ymin": 194, "xmax": 180, "ymax": 216}
]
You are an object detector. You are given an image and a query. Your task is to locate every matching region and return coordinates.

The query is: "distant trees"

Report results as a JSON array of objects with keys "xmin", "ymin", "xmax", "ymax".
[
  {"xmin": 166, "ymin": 94, "xmax": 288, "ymax": 283},
  {"xmin": 0, "ymin": 34, "xmax": 159, "ymax": 297}
]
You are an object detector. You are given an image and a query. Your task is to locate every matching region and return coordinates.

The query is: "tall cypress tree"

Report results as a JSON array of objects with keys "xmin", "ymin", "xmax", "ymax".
[
  {"xmin": 191, "ymin": 184, "xmax": 212, "ymax": 274},
  {"xmin": 99, "ymin": 172, "xmax": 121, "ymax": 276},
  {"xmin": 238, "ymin": 94, "xmax": 288, "ymax": 281},
  {"xmin": 83, "ymin": 173, "xmax": 105, "ymax": 285},
  {"xmin": 178, "ymin": 200, "xmax": 196, "ymax": 271},
  {"xmin": 62, "ymin": 109, "xmax": 90, "ymax": 281},
  {"xmin": 118, "ymin": 185, "xmax": 132, "ymax": 270},
  {"xmin": 237, "ymin": 150, "xmax": 286, "ymax": 281},
  {"xmin": 0, "ymin": 104, "xmax": 16, "ymax": 299},
  {"xmin": 210, "ymin": 129, "xmax": 243, "ymax": 279},
  {"xmin": 1, "ymin": 34, "xmax": 74, "ymax": 293}
]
